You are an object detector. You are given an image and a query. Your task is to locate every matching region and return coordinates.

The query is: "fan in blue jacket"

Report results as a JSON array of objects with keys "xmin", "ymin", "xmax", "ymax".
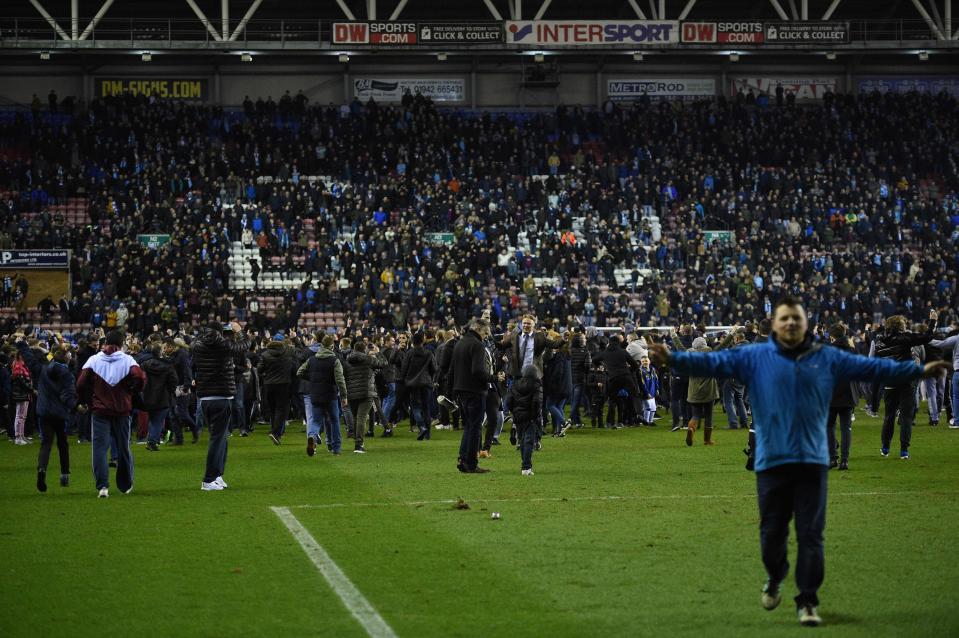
[{"xmin": 649, "ymin": 296, "xmax": 949, "ymax": 628}]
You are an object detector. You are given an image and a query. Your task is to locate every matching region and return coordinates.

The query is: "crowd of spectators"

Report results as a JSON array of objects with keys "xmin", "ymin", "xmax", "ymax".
[{"xmin": 0, "ymin": 87, "xmax": 957, "ymax": 341}]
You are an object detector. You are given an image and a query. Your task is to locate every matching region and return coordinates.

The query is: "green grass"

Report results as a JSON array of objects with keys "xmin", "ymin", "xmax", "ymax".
[{"xmin": 2, "ymin": 408, "xmax": 958, "ymax": 637}]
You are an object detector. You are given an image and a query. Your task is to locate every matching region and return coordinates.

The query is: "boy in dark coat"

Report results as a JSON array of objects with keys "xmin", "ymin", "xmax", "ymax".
[
  {"xmin": 587, "ymin": 361, "xmax": 608, "ymax": 429},
  {"xmin": 506, "ymin": 364, "xmax": 543, "ymax": 476}
]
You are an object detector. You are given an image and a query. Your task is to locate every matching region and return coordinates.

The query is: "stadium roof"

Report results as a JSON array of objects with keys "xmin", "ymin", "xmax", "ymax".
[{"xmin": 0, "ymin": 1, "xmax": 949, "ymax": 22}]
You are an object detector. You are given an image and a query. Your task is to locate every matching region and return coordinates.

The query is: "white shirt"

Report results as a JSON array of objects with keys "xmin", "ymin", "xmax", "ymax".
[{"xmin": 519, "ymin": 331, "xmax": 535, "ymax": 371}]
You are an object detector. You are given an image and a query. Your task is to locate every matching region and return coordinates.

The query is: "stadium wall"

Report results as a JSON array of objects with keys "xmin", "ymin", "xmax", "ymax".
[{"xmin": 0, "ymin": 60, "xmax": 955, "ymax": 107}]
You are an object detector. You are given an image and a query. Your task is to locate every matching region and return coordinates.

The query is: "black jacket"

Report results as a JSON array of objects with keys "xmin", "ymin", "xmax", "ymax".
[
  {"xmin": 36, "ymin": 360, "xmax": 76, "ymax": 420},
  {"xmin": 401, "ymin": 346, "xmax": 437, "ymax": 389},
  {"xmin": 829, "ymin": 341, "xmax": 860, "ymax": 409},
  {"xmin": 507, "ymin": 375, "xmax": 543, "ymax": 426},
  {"xmin": 436, "ymin": 338, "xmax": 458, "ymax": 388},
  {"xmin": 569, "ymin": 345, "xmax": 591, "ymax": 384},
  {"xmin": 344, "ymin": 351, "xmax": 385, "ymax": 401},
  {"xmin": 874, "ymin": 327, "xmax": 934, "ymax": 362},
  {"xmin": 258, "ymin": 341, "xmax": 296, "ymax": 386},
  {"xmin": 192, "ymin": 329, "xmax": 246, "ymax": 398},
  {"xmin": 596, "ymin": 342, "xmax": 639, "ymax": 381},
  {"xmin": 140, "ymin": 353, "xmax": 179, "ymax": 410},
  {"xmin": 452, "ymin": 330, "xmax": 493, "ymax": 395}
]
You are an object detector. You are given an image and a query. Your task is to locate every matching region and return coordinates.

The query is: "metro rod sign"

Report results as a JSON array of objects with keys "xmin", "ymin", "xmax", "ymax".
[{"xmin": 607, "ymin": 78, "xmax": 716, "ymax": 101}]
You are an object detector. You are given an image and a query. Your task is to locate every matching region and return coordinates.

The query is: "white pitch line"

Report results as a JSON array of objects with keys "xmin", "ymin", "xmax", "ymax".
[
  {"xmin": 282, "ymin": 490, "xmax": 959, "ymax": 510},
  {"xmin": 271, "ymin": 506, "xmax": 398, "ymax": 638}
]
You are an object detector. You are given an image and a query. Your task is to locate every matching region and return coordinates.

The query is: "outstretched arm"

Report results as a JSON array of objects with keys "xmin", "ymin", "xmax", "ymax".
[{"xmin": 649, "ymin": 343, "xmax": 742, "ymax": 381}]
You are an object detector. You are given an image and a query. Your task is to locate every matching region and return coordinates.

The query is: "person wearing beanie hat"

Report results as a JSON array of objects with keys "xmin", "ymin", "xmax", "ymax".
[
  {"xmin": 670, "ymin": 333, "xmax": 719, "ymax": 446},
  {"xmin": 76, "ymin": 330, "xmax": 147, "ymax": 498}
]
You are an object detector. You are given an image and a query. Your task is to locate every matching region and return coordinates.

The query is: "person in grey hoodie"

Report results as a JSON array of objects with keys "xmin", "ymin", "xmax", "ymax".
[{"xmin": 297, "ymin": 334, "xmax": 348, "ymax": 456}]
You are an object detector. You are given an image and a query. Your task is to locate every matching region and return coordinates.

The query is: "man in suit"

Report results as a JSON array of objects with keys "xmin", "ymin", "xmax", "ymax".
[{"xmin": 497, "ymin": 314, "xmax": 565, "ymax": 379}]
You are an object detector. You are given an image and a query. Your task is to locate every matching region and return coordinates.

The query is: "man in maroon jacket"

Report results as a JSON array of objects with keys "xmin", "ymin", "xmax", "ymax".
[{"xmin": 77, "ymin": 331, "xmax": 147, "ymax": 498}]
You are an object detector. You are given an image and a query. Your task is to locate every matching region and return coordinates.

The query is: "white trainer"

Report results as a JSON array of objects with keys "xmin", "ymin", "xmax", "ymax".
[
  {"xmin": 214, "ymin": 476, "xmax": 228, "ymax": 489},
  {"xmin": 521, "ymin": 469, "xmax": 534, "ymax": 476},
  {"xmin": 798, "ymin": 605, "xmax": 822, "ymax": 626},
  {"xmin": 97, "ymin": 488, "xmax": 109, "ymax": 498},
  {"xmin": 201, "ymin": 481, "xmax": 224, "ymax": 491}
]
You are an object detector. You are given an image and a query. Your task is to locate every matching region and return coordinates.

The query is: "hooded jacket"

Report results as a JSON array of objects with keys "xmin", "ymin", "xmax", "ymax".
[
  {"xmin": 297, "ymin": 346, "xmax": 347, "ymax": 404},
  {"xmin": 258, "ymin": 341, "xmax": 296, "ymax": 386},
  {"xmin": 506, "ymin": 364, "xmax": 543, "ymax": 426},
  {"xmin": 37, "ymin": 360, "xmax": 76, "ymax": 420},
  {"xmin": 670, "ymin": 335, "xmax": 922, "ymax": 472},
  {"xmin": 76, "ymin": 348, "xmax": 147, "ymax": 417},
  {"xmin": 344, "ymin": 351, "xmax": 385, "ymax": 401},
  {"xmin": 140, "ymin": 353, "xmax": 179, "ymax": 410},
  {"xmin": 191, "ymin": 328, "xmax": 245, "ymax": 398},
  {"xmin": 400, "ymin": 346, "xmax": 437, "ymax": 389}
]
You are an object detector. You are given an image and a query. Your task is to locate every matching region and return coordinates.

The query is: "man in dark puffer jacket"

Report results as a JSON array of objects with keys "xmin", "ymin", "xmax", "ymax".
[
  {"xmin": 192, "ymin": 321, "xmax": 247, "ymax": 491},
  {"xmin": 140, "ymin": 342, "xmax": 179, "ymax": 451},
  {"xmin": 258, "ymin": 334, "xmax": 297, "ymax": 445},
  {"xmin": 343, "ymin": 340, "xmax": 385, "ymax": 454}
]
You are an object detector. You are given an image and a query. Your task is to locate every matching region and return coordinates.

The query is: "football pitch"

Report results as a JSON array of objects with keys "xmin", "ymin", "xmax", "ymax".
[{"xmin": 2, "ymin": 409, "xmax": 958, "ymax": 638}]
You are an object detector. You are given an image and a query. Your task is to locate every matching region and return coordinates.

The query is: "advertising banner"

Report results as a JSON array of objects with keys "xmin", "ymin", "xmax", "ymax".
[
  {"xmin": 0, "ymin": 249, "xmax": 70, "ymax": 269},
  {"xmin": 731, "ymin": 76, "xmax": 840, "ymax": 100},
  {"xmin": 607, "ymin": 78, "xmax": 716, "ymax": 101},
  {"xmin": 764, "ymin": 22, "xmax": 849, "ymax": 44},
  {"xmin": 418, "ymin": 23, "xmax": 502, "ymax": 44},
  {"xmin": 424, "ymin": 232, "xmax": 455, "ymax": 245},
  {"xmin": 703, "ymin": 230, "xmax": 734, "ymax": 246},
  {"xmin": 137, "ymin": 234, "xmax": 171, "ymax": 250},
  {"xmin": 95, "ymin": 78, "xmax": 208, "ymax": 101},
  {"xmin": 333, "ymin": 22, "xmax": 418, "ymax": 45},
  {"xmin": 858, "ymin": 76, "xmax": 959, "ymax": 97},
  {"xmin": 680, "ymin": 22, "xmax": 764, "ymax": 44},
  {"xmin": 353, "ymin": 78, "xmax": 465, "ymax": 102},
  {"xmin": 505, "ymin": 20, "xmax": 679, "ymax": 45}
]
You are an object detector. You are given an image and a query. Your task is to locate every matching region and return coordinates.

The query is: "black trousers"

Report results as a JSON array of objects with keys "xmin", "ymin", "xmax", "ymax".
[
  {"xmin": 38, "ymin": 415, "xmax": 69, "ymax": 475},
  {"xmin": 456, "ymin": 392, "xmax": 486, "ymax": 470},
  {"xmin": 827, "ymin": 407, "xmax": 852, "ymax": 463},
  {"xmin": 265, "ymin": 383, "xmax": 292, "ymax": 438},
  {"xmin": 881, "ymin": 383, "xmax": 916, "ymax": 452},
  {"xmin": 757, "ymin": 463, "xmax": 828, "ymax": 608},
  {"xmin": 482, "ymin": 390, "xmax": 500, "ymax": 450}
]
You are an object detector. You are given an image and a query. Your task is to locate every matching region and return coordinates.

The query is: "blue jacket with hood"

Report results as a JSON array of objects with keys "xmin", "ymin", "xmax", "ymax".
[{"xmin": 670, "ymin": 335, "xmax": 922, "ymax": 471}]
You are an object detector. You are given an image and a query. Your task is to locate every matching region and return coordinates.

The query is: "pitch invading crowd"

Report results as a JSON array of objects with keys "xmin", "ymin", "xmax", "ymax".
[
  {"xmin": 1, "ymin": 89, "xmax": 958, "ymax": 337},
  {"xmin": 3, "ymin": 304, "xmax": 956, "ymax": 489}
]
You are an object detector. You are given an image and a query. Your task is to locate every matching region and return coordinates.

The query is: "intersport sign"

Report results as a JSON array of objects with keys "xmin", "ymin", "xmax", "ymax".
[
  {"xmin": 681, "ymin": 22, "xmax": 764, "ymax": 44},
  {"xmin": 506, "ymin": 20, "xmax": 679, "ymax": 45}
]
